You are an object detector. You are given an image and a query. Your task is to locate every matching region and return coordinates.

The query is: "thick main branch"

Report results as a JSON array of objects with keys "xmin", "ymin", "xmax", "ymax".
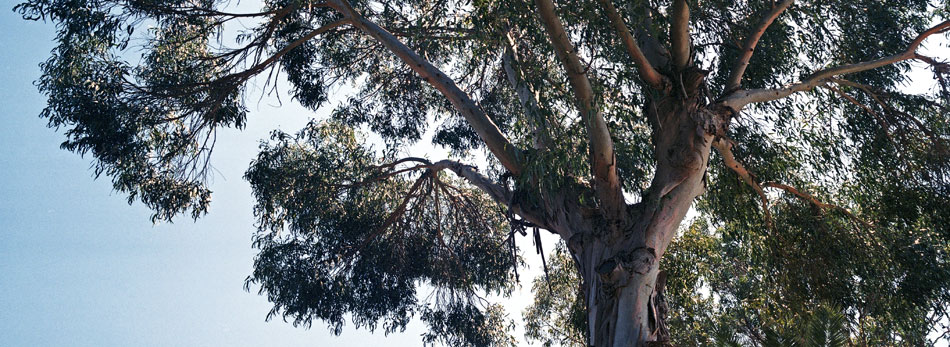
[
  {"xmin": 669, "ymin": 0, "xmax": 690, "ymax": 70},
  {"xmin": 597, "ymin": 0, "xmax": 668, "ymax": 90},
  {"xmin": 533, "ymin": 0, "xmax": 624, "ymax": 220}
]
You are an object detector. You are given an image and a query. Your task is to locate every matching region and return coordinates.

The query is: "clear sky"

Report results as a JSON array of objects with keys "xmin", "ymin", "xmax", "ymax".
[{"xmin": 1, "ymin": 1, "xmax": 948, "ymax": 346}]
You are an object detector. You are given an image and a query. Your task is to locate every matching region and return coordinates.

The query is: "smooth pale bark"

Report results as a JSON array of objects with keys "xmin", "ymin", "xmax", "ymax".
[
  {"xmin": 725, "ymin": 0, "xmax": 795, "ymax": 91},
  {"xmin": 669, "ymin": 0, "xmax": 690, "ymax": 70},
  {"xmin": 557, "ymin": 94, "xmax": 717, "ymax": 347},
  {"xmin": 597, "ymin": 0, "xmax": 667, "ymax": 90}
]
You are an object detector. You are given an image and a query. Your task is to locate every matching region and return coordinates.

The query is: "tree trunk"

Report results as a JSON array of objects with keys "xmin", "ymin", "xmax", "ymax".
[
  {"xmin": 569, "ymin": 234, "xmax": 665, "ymax": 347},
  {"xmin": 562, "ymin": 92, "xmax": 719, "ymax": 346}
]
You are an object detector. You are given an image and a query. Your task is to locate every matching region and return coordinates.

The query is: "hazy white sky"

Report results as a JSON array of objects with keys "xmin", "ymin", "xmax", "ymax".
[{"xmin": 0, "ymin": 2, "xmax": 946, "ymax": 346}]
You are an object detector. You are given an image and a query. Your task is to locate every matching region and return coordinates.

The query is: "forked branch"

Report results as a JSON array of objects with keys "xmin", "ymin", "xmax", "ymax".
[
  {"xmin": 429, "ymin": 160, "xmax": 511, "ymax": 207},
  {"xmin": 372, "ymin": 157, "xmax": 549, "ymax": 230},
  {"xmin": 720, "ymin": 20, "xmax": 950, "ymax": 111}
]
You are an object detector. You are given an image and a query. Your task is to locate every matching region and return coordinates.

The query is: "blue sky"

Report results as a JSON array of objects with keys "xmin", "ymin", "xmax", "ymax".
[{"xmin": 0, "ymin": 3, "xmax": 436, "ymax": 345}]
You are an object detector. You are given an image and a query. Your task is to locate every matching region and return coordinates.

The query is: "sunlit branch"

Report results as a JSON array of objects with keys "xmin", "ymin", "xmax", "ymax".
[
  {"xmin": 720, "ymin": 20, "xmax": 950, "ymax": 111},
  {"xmin": 533, "ymin": 0, "xmax": 624, "ymax": 220},
  {"xmin": 725, "ymin": 0, "xmax": 794, "ymax": 91},
  {"xmin": 669, "ymin": 0, "xmax": 690, "ymax": 70},
  {"xmin": 597, "ymin": 0, "xmax": 668, "ymax": 90}
]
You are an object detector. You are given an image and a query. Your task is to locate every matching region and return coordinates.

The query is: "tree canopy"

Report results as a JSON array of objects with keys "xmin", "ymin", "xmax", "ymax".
[{"xmin": 16, "ymin": 0, "xmax": 950, "ymax": 345}]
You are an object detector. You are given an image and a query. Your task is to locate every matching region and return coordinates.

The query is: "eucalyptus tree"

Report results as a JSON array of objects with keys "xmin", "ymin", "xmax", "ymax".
[{"xmin": 16, "ymin": 0, "xmax": 950, "ymax": 345}]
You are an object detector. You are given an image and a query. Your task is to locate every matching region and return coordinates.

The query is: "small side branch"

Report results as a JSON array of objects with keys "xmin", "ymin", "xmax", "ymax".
[
  {"xmin": 725, "ymin": 0, "xmax": 795, "ymax": 91},
  {"xmin": 228, "ymin": 19, "xmax": 350, "ymax": 82},
  {"xmin": 597, "ymin": 0, "xmax": 668, "ymax": 90},
  {"xmin": 501, "ymin": 30, "xmax": 551, "ymax": 150},
  {"xmin": 914, "ymin": 54, "xmax": 950, "ymax": 98},
  {"xmin": 822, "ymin": 84, "xmax": 910, "ymax": 167},
  {"xmin": 712, "ymin": 139, "xmax": 772, "ymax": 227},
  {"xmin": 363, "ymin": 157, "xmax": 511, "ymax": 207},
  {"xmin": 762, "ymin": 182, "xmax": 874, "ymax": 229},
  {"xmin": 720, "ymin": 20, "xmax": 950, "ymax": 111},
  {"xmin": 832, "ymin": 78, "xmax": 945, "ymax": 150},
  {"xmin": 532, "ymin": 0, "xmax": 597, "ymax": 113},
  {"xmin": 342, "ymin": 172, "xmax": 430, "ymax": 261}
]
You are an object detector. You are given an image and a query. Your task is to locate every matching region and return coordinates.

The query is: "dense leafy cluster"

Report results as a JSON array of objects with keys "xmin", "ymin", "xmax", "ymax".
[
  {"xmin": 244, "ymin": 122, "xmax": 517, "ymax": 344},
  {"xmin": 14, "ymin": 0, "xmax": 258, "ymax": 221}
]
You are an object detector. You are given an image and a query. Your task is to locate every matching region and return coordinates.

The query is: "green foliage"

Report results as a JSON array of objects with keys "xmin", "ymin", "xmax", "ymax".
[
  {"xmin": 522, "ymin": 245, "xmax": 587, "ymax": 347},
  {"xmin": 243, "ymin": 121, "xmax": 518, "ymax": 344},
  {"xmin": 658, "ymin": 195, "xmax": 950, "ymax": 345}
]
